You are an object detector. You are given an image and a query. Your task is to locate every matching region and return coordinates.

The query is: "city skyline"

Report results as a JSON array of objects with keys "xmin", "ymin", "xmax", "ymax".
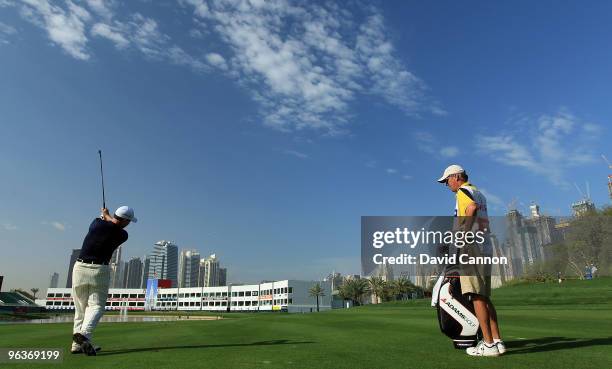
[
  {"xmin": 54, "ymin": 242, "xmax": 230, "ymax": 293},
  {"xmin": 1, "ymin": 1, "xmax": 612, "ymax": 293},
  {"xmin": 1, "ymin": 179, "xmax": 610, "ymax": 294},
  {"xmin": 3, "ymin": 193, "xmax": 606, "ymax": 295}
]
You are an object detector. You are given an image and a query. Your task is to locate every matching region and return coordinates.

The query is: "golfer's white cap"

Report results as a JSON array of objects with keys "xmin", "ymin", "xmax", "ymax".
[
  {"xmin": 437, "ymin": 164, "xmax": 465, "ymax": 183},
  {"xmin": 114, "ymin": 206, "xmax": 137, "ymax": 223}
]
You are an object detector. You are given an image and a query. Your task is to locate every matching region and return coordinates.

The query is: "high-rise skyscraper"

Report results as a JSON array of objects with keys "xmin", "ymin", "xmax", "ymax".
[
  {"xmin": 121, "ymin": 262, "xmax": 129, "ymax": 288},
  {"xmin": 218, "ymin": 267, "xmax": 227, "ymax": 287},
  {"xmin": 111, "ymin": 245, "xmax": 122, "ymax": 265},
  {"xmin": 110, "ymin": 261, "xmax": 127, "ymax": 288},
  {"xmin": 148, "ymin": 240, "xmax": 178, "ymax": 287},
  {"xmin": 49, "ymin": 272, "xmax": 59, "ymax": 288},
  {"xmin": 198, "ymin": 253, "xmax": 221, "ymax": 287},
  {"xmin": 179, "ymin": 249, "xmax": 200, "ymax": 288},
  {"xmin": 109, "ymin": 246, "xmax": 124, "ymax": 288},
  {"xmin": 66, "ymin": 249, "xmax": 80, "ymax": 288},
  {"xmin": 504, "ymin": 207, "xmax": 562, "ymax": 278},
  {"xmin": 141, "ymin": 256, "xmax": 150, "ymax": 288},
  {"xmin": 124, "ymin": 257, "xmax": 144, "ymax": 288}
]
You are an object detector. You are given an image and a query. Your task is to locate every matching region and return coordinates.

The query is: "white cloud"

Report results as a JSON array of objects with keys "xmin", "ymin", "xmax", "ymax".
[
  {"xmin": 582, "ymin": 123, "xmax": 603, "ymax": 137},
  {"xmin": 0, "ymin": 22, "xmax": 16, "ymax": 34},
  {"xmin": 180, "ymin": 0, "xmax": 209, "ymax": 18},
  {"xmin": 91, "ymin": 22, "xmax": 128, "ymax": 49},
  {"xmin": 85, "ymin": 0, "xmax": 114, "ymax": 20},
  {"xmin": 476, "ymin": 109, "xmax": 602, "ymax": 186},
  {"xmin": 90, "ymin": 13, "xmax": 207, "ymax": 73},
  {"xmin": 182, "ymin": 0, "xmax": 441, "ymax": 133},
  {"xmin": 440, "ymin": 146, "xmax": 459, "ymax": 158},
  {"xmin": 205, "ymin": 52, "xmax": 227, "ymax": 70},
  {"xmin": 42, "ymin": 220, "xmax": 67, "ymax": 231},
  {"xmin": 128, "ymin": 13, "xmax": 168, "ymax": 58},
  {"xmin": 2, "ymin": 223, "xmax": 18, "ymax": 231},
  {"xmin": 189, "ymin": 28, "xmax": 204, "ymax": 39},
  {"xmin": 0, "ymin": 21, "xmax": 16, "ymax": 44},
  {"xmin": 51, "ymin": 221, "xmax": 66, "ymax": 231},
  {"xmin": 13, "ymin": 1, "xmax": 204, "ymax": 69},
  {"xmin": 479, "ymin": 188, "xmax": 505, "ymax": 209},
  {"xmin": 13, "ymin": 0, "xmax": 443, "ymax": 134},
  {"xmin": 356, "ymin": 13, "xmax": 444, "ymax": 116},
  {"xmin": 167, "ymin": 45, "xmax": 207, "ymax": 71},
  {"xmin": 386, "ymin": 168, "xmax": 397, "ymax": 174},
  {"xmin": 402, "ymin": 175, "xmax": 413, "ymax": 180},
  {"xmin": 20, "ymin": 0, "xmax": 92, "ymax": 60},
  {"xmin": 283, "ymin": 149, "xmax": 308, "ymax": 159},
  {"xmin": 95, "ymin": 15, "xmax": 206, "ymax": 73},
  {"xmin": 414, "ymin": 131, "xmax": 459, "ymax": 159},
  {"xmin": 476, "ymin": 135, "xmax": 536, "ymax": 169},
  {"xmin": 413, "ymin": 131, "xmax": 435, "ymax": 154}
]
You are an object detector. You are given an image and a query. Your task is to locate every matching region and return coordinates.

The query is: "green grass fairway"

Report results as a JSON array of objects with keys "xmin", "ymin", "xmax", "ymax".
[{"xmin": 1, "ymin": 278, "xmax": 611, "ymax": 369}]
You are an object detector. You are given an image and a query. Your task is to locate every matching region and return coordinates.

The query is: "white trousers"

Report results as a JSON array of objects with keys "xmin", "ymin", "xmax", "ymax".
[{"xmin": 72, "ymin": 261, "xmax": 110, "ymax": 340}]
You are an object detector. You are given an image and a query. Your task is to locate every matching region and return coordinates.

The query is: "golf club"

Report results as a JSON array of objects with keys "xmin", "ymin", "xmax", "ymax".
[{"xmin": 98, "ymin": 150, "xmax": 106, "ymax": 216}]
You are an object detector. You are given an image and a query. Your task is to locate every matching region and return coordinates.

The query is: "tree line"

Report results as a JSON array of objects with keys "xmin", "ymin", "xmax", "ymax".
[
  {"xmin": 337, "ymin": 277, "xmax": 424, "ymax": 306},
  {"xmin": 526, "ymin": 206, "xmax": 611, "ymax": 281}
]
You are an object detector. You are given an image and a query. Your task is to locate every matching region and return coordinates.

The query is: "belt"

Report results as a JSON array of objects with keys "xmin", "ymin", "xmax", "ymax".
[{"xmin": 77, "ymin": 258, "xmax": 109, "ymax": 265}]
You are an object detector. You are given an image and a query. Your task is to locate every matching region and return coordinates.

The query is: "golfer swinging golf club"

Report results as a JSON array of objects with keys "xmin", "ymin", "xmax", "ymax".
[
  {"xmin": 71, "ymin": 206, "xmax": 136, "ymax": 355},
  {"xmin": 70, "ymin": 151, "xmax": 137, "ymax": 355},
  {"xmin": 437, "ymin": 164, "xmax": 505, "ymax": 356}
]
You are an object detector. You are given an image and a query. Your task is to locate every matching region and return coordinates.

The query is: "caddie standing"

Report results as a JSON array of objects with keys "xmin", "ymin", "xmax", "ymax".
[
  {"xmin": 437, "ymin": 165, "xmax": 505, "ymax": 357},
  {"xmin": 71, "ymin": 206, "xmax": 137, "ymax": 356}
]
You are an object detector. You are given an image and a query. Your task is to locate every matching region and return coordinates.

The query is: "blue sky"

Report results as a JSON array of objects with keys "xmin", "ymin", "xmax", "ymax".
[{"xmin": 1, "ymin": 0, "xmax": 611, "ymax": 292}]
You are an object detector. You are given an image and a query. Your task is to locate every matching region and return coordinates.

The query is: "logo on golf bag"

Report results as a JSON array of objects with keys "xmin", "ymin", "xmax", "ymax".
[
  {"xmin": 444, "ymin": 300, "xmax": 477, "ymax": 328},
  {"xmin": 438, "ymin": 282, "xmax": 479, "ymax": 337}
]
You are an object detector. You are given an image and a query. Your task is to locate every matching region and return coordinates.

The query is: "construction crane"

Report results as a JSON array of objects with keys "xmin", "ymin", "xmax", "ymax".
[
  {"xmin": 506, "ymin": 197, "xmax": 518, "ymax": 213},
  {"xmin": 603, "ymin": 154, "xmax": 612, "ymax": 202},
  {"xmin": 573, "ymin": 182, "xmax": 586, "ymax": 200}
]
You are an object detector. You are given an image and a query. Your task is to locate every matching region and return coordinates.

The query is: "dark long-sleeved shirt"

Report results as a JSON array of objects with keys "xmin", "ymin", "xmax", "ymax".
[{"xmin": 78, "ymin": 218, "xmax": 128, "ymax": 264}]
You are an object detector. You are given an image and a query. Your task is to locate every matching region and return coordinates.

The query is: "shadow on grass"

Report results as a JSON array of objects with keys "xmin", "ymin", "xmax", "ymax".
[
  {"xmin": 506, "ymin": 336, "xmax": 612, "ymax": 354},
  {"xmin": 99, "ymin": 339, "xmax": 315, "ymax": 356}
]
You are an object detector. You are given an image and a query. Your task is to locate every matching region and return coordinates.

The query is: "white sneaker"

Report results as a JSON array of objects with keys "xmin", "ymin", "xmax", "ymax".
[
  {"xmin": 70, "ymin": 342, "xmax": 81, "ymax": 353},
  {"xmin": 70, "ymin": 342, "xmax": 101, "ymax": 354},
  {"xmin": 72, "ymin": 333, "xmax": 101, "ymax": 356},
  {"xmin": 496, "ymin": 340, "xmax": 506, "ymax": 354},
  {"xmin": 466, "ymin": 340, "xmax": 500, "ymax": 357}
]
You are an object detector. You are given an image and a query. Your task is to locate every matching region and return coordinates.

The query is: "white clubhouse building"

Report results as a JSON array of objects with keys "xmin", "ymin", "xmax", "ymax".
[{"xmin": 41, "ymin": 280, "xmax": 331, "ymax": 313}]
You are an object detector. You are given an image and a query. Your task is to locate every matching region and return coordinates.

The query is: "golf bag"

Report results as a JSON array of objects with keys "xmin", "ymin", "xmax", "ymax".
[{"xmin": 432, "ymin": 272, "xmax": 481, "ymax": 349}]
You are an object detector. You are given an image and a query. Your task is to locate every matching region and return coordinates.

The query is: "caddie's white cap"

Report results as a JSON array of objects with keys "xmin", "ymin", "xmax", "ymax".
[
  {"xmin": 114, "ymin": 206, "xmax": 137, "ymax": 223},
  {"xmin": 437, "ymin": 164, "xmax": 465, "ymax": 183}
]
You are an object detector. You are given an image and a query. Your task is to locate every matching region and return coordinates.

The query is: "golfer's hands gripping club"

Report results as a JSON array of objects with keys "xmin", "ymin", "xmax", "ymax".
[{"xmin": 100, "ymin": 207, "xmax": 112, "ymax": 221}]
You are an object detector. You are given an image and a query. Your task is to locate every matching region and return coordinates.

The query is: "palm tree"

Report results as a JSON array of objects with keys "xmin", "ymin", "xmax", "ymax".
[
  {"xmin": 368, "ymin": 277, "xmax": 386, "ymax": 304},
  {"xmin": 308, "ymin": 283, "xmax": 325, "ymax": 312},
  {"xmin": 338, "ymin": 281, "xmax": 355, "ymax": 306},
  {"xmin": 30, "ymin": 288, "xmax": 39, "ymax": 299},
  {"xmin": 338, "ymin": 278, "xmax": 369, "ymax": 306},
  {"xmin": 354, "ymin": 279, "xmax": 369, "ymax": 305},
  {"xmin": 413, "ymin": 285, "xmax": 425, "ymax": 299},
  {"xmin": 389, "ymin": 280, "xmax": 401, "ymax": 300},
  {"xmin": 383, "ymin": 280, "xmax": 405, "ymax": 301},
  {"xmin": 393, "ymin": 277, "xmax": 415, "ymax": 300}
]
